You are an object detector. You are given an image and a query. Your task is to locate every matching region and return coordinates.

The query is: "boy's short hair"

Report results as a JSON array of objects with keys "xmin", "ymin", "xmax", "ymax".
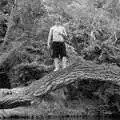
[{"xmin": 55, "ymin": 15, "xmax": 62, "ymax": 22}]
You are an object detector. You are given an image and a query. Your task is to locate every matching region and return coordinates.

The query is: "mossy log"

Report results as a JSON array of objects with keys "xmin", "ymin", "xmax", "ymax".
[
  {"xmin": 28, "ymin": 58, "xmax": 120, "ymax": 97},
  {"xmin": 0, "ymin": 60, "xmax": 120, "ymax": 108},
  {"xmin": 0, "ymin": 58, "xmax": 120, "ymax": 117}
]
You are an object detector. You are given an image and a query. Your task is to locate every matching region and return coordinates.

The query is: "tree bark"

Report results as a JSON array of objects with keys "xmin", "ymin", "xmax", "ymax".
[
  {"xmin": 29, "ymin": 58, "xmax": 120, "ymax": 97},
  {"xmin": 0, "ymin": 58, "xmax": 120, "ymax": 117},
  {"xmin": 1, "ymin": 0, "xmax": 17, "ymax": 48}
]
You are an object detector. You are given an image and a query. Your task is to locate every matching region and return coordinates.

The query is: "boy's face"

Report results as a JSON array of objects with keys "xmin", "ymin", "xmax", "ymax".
[{"xmin": 55, "ymin": 19, "xmax": 61, "ymax": 25}]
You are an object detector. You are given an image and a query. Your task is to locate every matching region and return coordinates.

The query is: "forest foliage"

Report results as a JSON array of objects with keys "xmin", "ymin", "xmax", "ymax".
[
  {"xmin": 0, "ymin": 0, "xmax": 120, "ymax": 87},
  {"xmin": 1, "ymin": 0, "xmax": 120, "ymax": 117},
  {"xmin": 1, "ymin": 0, "xmax": 120, "ymax": 47}
]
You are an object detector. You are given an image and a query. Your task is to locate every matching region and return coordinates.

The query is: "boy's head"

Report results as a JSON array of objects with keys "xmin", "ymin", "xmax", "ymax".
[{"xmin": 55, "ymin": 16, "xmax": 62, "ymax": 25}]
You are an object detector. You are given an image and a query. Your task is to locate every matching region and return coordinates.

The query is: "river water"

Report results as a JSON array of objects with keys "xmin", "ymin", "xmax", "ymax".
[{"xmin": 5, "ymin": 117, "xmax": 120, "ymax": 120}]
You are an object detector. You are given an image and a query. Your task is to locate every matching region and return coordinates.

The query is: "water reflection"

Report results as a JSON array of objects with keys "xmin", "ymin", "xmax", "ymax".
[{"xmin": 5, "ymin": 116, "xmax": 116, "ymax": 120}]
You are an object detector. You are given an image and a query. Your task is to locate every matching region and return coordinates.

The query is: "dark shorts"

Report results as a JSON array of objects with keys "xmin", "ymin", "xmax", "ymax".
[{"xmin": 51, "ymin": 41, "xmax": 67, "ymax": 59}]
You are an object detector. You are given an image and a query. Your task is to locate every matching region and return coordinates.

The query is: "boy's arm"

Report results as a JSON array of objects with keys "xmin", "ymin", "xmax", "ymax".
[
  {"xmin": 47, "ymin": 28, "xmax": 53, "ymax": 49},
  {"xmin": 59, "ymin": 27, "xmax": 68, "ymax": 40},
  {"xmin": 63, "ymin": 27, "xmax": 67, "ymax": 37},
  {"xmin": 62, "ymin": 28, "xmax": 73, "ymax": 45}
]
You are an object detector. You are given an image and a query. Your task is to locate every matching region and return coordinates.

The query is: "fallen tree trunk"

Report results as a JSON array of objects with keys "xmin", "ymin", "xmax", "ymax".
[
  {"xmin": 1, "ymin": 58, "xmax": 120, "ymax": 117},
  {"xmin": 28, "ymin": 58, "xmax": 120, "ymax": 97},
  {"xmin": 1, "ymin": 57, "xmax": 120, "ymax": 101}
]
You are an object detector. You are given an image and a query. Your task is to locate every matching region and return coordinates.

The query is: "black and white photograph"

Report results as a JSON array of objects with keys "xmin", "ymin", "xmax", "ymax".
[{"xmin": 0, "ymin": 0, "xmax": 120, "ymax": 120}]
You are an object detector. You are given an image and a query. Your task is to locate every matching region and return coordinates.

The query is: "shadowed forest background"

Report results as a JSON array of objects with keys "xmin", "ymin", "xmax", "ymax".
[{"xmin": 1, "ymin": 0, "xmax": 120, "ymax": 118}]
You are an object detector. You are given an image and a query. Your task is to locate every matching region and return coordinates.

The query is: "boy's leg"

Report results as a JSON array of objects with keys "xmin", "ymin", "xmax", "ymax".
[
  {"xmin": 52, "ymin": 42, "xmax": 60, "ymax": 71},
  {"xmin": 62, "ymin": 56, "xmax": 67, "ymax": 69},
  {"xmin": 54, "ymin": 58, "xmax": 59, "ymax": 71},
  {"xmin": 60, "ymin": 42, "xmax": 67, "ymax": 69}
]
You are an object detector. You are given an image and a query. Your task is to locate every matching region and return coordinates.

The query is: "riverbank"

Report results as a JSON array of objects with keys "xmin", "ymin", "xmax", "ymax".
[{"xmin": 1, "ymin": 77, "xmax": 120, "ymax": 118}]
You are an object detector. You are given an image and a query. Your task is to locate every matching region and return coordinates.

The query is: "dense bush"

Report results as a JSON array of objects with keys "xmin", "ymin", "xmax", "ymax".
[{"xmin": 1, "ymin": 0, "xmax": 120, "ymax": 88}]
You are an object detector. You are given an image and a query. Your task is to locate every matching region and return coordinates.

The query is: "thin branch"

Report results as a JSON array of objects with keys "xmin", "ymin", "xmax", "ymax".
[{"xmin": 1, "ymin": 0, "xmax": 17, "ymax": 48}]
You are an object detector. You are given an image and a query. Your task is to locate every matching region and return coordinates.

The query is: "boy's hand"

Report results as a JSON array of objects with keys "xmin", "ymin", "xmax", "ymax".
[
  {"xmin": 59, "ymin": 33, "xmax": 68, "ymax": 40},
  {"xmin": 47, "ymin": 43, "xmax": 50, "ymax": 49},
  {"xmin": 59, "ymin": 33, "xmax": 64, "ymax": 36},
  {"xmin": 47, "ymin": 44, "xmax": 50, "ymax": 49}
]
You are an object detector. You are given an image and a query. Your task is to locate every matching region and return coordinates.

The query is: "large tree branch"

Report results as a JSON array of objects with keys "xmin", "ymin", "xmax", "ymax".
[
  {"xmin": 0, "ymin": 58, "xmax": 120, "ymax": 117},
  {"xmin": 27, "ymin": 58, "xmax": 120, "ymax": 97}
]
